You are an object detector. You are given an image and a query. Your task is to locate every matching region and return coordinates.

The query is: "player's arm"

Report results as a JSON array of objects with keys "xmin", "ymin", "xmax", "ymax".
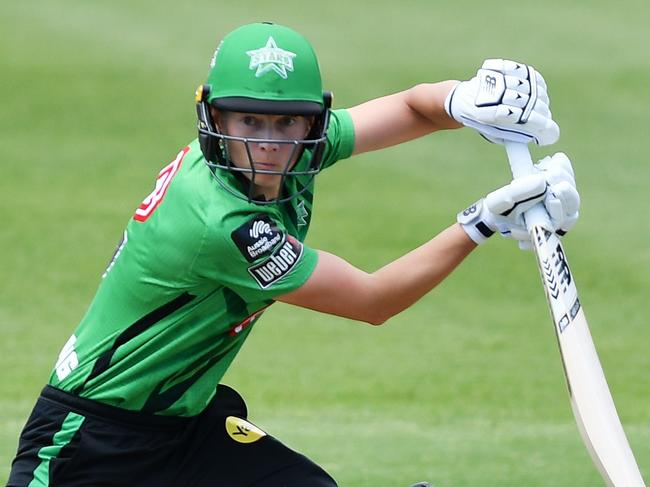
[
  {"xmin": 348, "ymin": 81, "xmax": 461, "ymax": 155},
  {"xmin": 278, "ymin": 154, "xmax": 579, "ymax": 324},
  {"xmin": 348, "ymin": 59, "xmax": 559, "ymax": 156},
  {"xmin": 278, "ymin": 224, "xmax": 474, "ymax": 325}
]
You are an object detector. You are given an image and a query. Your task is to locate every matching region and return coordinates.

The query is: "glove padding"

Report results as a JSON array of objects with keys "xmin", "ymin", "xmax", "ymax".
[
  {"xmin": 458, "ymin": 152, "xmax": 580, "ymax": 248},
  {"xmin": 445, "ymin": 59, "xmax": 559, "ymax": 146}
]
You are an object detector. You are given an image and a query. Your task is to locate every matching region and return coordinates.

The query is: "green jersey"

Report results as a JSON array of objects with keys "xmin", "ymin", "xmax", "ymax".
[{"xmin": 48, "ymin": 109, "xmax": 355, "ymax": 417}]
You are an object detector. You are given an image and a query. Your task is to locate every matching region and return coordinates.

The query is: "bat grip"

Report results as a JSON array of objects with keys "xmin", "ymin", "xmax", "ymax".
[{"xmin": 504, "ymin": 142, "xmax": 552, "ymax": 231}]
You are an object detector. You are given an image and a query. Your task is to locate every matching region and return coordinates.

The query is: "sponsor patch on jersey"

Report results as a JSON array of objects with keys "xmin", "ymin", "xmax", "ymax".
[
  {"xmin": 231, "ymin": 214, "xmax": 284, "ymax": 263},
  {"xmin": 225, "ymin": 416, "xmax": 267, "ymax": 444},
  {"xmin": 248, "ymin": 235, "xmax": 303, "ymax": 289}
]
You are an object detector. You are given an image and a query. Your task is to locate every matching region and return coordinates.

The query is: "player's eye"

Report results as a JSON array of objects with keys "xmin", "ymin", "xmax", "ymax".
[
  {"xmin": 242, "ymin": 116, "xmax": 259, "ymax": 127},
  {"xmin": 277, "ymin": 116, "xmax": 297, "ymax": 128}
]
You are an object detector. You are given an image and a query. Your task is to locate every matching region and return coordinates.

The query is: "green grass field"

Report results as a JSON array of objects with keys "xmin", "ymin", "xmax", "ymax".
[{"xmin": 2, "ymin": 1, "xmax": 649, "ymax": 485}]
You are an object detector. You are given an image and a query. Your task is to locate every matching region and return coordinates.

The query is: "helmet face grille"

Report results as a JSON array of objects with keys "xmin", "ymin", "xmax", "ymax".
[{"xmin": 197, "ymin": 104, "xmax": 331, "ymax": 204}]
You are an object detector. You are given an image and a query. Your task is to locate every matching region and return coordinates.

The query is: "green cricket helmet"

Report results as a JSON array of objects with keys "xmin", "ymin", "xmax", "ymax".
[{"xmin": 196, "ymin": 22, "xmax": 332, "ymax": 203}]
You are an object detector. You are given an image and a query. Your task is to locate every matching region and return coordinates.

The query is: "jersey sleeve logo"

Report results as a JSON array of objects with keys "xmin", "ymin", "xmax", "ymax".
[
  {"xmin": 134, "ymin": 147, "xmax": 189, "ymax": 222},
  {"xmin": 248, "ymin": 235, "xmax": 303, "ymax": 289},
  {"xmin": 231, "ymin": 214, "xmax": 284, "ymax": 263}
]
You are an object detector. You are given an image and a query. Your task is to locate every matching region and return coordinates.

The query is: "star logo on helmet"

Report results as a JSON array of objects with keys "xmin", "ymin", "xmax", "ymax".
[{"xmin": 246, "ymin": 37, "xmax": 297, "ymax": 79}]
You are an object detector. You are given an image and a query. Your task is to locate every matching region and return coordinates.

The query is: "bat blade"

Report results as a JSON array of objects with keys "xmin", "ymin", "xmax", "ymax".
[{"xmin": 531, "ymin": 224, "xmax": 646, "ymax": 487}]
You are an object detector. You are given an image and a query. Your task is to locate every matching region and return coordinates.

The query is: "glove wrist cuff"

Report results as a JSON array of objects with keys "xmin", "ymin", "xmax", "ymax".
[
  {"xmin": 443, "ymin": 82, "xmax": 461, "ymax": 122},
  {"xmin": 457, "ymin": 199, "xmax": 496, "ymax": 245}
]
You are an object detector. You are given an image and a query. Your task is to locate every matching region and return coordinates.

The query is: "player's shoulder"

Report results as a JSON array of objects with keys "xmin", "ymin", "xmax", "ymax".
[
  {"xmin": 169, "ymin": 146, "xmax": 286, "ymax": 246},
  {"xmin": 158, "ymin": 140, "xmax": 245, "ymax": 225},
  {"xmin": 207, "ymin": 201, "xmax": 285, "ymax": 254},
  {"xmin": 131, "ymin": 140, "xmax": 288, "ymax": 251},
  {"xmin": 167, "ymin": 139, "xmax": 215, "ymax": 204},
  {"xmin": 320, "ymin": 108, "xmax": 355, "ymax": 169},
  {"xmin": 326, "ymin": 109, "xmax": 354, "ymax": 144},
  {"xmin": 129, "ymin": 140, "xmax": 225, "ymax": 241}
]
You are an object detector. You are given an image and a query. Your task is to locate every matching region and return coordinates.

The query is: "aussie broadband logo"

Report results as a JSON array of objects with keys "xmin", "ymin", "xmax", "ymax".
[
  {"xmin": 247, "ymin": 232, "xmax": 282, "ymax": 260},
  {"xmin": 246, "ymin": 219, "xmax": 281, "ymax": 260},
  {"xmin": 248, "ymin": 236, "xmax": 303, "ymax": 289},
  {"xmin": 232, "ymin": 214, "xmax": 283, "ymax": 263},
  {"xmin": 249, "ymin": 220, "xmax": 272, "ymax": 239}
]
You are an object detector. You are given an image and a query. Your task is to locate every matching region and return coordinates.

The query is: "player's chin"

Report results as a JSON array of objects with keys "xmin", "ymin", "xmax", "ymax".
[
  {"xmin": 247, "ymin": 170, "xmax": 281, "ymax": 183},
  {"xmin": 250, "ymin": 164, "xmax": 292, "ymax": 183},
  {"xmin": 245, "ymin": 173, "xmax": 282, "ymax": 195}
]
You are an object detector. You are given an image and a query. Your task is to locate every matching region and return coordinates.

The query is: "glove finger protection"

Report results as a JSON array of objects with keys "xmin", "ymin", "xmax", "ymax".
[
  {"xmin": 445, "ymin": 58, "xmax": 559, "ymax": 146},
  {"xmin": 457, "ymin": 174, "xmax": 547, "ymax": 245},
  {"xmin": 482, "ymin": 59, "xmax": 549, "ymax": 98},
  {"xmin": 501, "ymin": 88, "xmax": 529, "ymax": 108},
  {"xmin": 484, "ymin": 174, "xmax": 547, "ymax": 217},
  {"xmin": 486, "ymin": 176, "xmax": 547, "ymax": 241},
  {"xmin": 457, "ymin": 152, "xmax": 581, "ymax": 248},
  {"xmin": 536, "ymin": 151, "xmax": 575, "ymax": 180},
  {"xmin": 534, "ymin": 152, "xmax": 581, "ymax": 234}
]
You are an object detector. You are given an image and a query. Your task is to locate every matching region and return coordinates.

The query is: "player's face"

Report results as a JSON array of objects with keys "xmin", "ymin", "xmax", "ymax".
[{"xmin": 213, "ymin": 109, "xmax": 313, "ymax": 199}]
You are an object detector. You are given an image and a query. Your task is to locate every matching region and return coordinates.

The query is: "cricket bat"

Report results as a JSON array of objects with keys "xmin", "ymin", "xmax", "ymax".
[{"xmin": 505, "ymin": 141, "xmax": 646, "ymax": 487}]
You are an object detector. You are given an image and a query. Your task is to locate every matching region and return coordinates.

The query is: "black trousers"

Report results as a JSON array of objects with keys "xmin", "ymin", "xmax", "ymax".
[{"xmin": 7, "ymin": 385, "xmax": 337, "ymax": 487}]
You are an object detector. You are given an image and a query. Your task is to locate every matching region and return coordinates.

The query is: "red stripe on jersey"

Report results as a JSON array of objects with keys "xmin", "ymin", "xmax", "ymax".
[
  {"xmin": 134, "ymin": 146, "xmax": 190, "ymax": 222},
  {"xmin": 229, "ymin": 306, "xmax": 270, "ymax": 337}
]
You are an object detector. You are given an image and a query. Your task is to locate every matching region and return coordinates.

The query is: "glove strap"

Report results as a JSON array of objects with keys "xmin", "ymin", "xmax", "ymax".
[{"xmin": 457, "ymin": 199, "xmax": 495, "ymax": 245}]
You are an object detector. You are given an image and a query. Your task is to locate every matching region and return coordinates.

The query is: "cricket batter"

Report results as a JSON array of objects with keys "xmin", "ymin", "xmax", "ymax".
[{"xmin": 7, "ymin": 22, "xmax": 580, "ymax": 487}]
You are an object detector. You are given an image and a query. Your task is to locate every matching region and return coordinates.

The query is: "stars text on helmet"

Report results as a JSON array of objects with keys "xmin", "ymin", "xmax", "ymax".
[{"xmin": 246, "ymin": 37, "xmax": 297, "ymax": 79}]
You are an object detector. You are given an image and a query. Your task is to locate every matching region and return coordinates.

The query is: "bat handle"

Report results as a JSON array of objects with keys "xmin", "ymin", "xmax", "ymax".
[{"xmin": 504, "ymin": 142, "xmax": 553, "ymax": 232}]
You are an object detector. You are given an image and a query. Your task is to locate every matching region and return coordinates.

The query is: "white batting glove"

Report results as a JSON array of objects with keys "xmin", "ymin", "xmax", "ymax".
[
  {"xmin": 535, "ymin": 152, "xmax": 580, "ymax": 236},
  {"xmin": 445, "ymin": 59, "xmax": 559, "ymax": 146},
  {"xmin": 457, "ymin": 152, "xmax": 580, "ymax": 247}
]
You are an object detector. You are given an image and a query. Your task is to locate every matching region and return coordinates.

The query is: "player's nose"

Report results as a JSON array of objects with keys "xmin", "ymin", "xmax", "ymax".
[{"xmin": 257, "ymin": 140, "xmax": 280, "ymax": 152}]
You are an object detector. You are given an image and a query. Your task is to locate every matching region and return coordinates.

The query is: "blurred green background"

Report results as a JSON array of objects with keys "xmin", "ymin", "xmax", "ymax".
[{"xmin": 1, "ymin": 1, "xmax": 648, "ymax": 485}]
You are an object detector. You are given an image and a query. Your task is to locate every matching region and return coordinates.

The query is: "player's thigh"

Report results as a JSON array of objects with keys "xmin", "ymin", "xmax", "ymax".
[
  {"xmin": 188, "ymin": 428, "xmax": 338, "ymax": 487},
  {"xmin": 180, "ymin": 385, "xmax": 338, "ymax": 487},
  {"xmin": 8, "ymin": 391, "xmax": 175, "ymax": 487},
  {"xmin": 247, "ymin": 444, "xmax": 339, "ymax": 487}
]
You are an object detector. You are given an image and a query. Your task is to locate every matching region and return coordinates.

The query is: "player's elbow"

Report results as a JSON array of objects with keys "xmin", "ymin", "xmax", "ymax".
[
  {"xmin": 359, "ymin": 293, "xmax": 396, "ymax": 326},
  {"xmin": 358, "ymin": 278, "xmax": 400, "ymax": 326},
  {"xmin": 364, "ymin": 312, "xmax": 389, "ymax": 326}
]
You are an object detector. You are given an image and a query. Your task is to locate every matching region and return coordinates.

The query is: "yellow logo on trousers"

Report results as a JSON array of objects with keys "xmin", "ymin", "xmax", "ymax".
[{"xmin": 225, "ymin": 416, "xmax": 267, "ymax": 444}]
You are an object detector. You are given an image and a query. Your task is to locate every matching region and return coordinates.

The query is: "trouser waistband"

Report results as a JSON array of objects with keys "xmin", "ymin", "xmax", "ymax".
[{"xmin": 40, "ymin": 385, "xmax": 193, "ymax": 429}]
